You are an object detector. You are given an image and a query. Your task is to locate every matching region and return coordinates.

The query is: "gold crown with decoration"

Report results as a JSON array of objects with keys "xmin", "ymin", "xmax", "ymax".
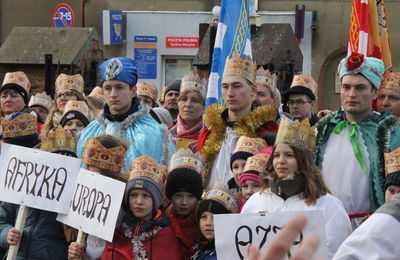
[
  {"xmin": 233, "ymin": 136, "xmax": 267, "ymax": 155},
  {"xmin": 243, "ymin": 153, "xmax": 270, "ymax": 173},
  {"xmin": 384, "ymin": 147, "xmax": 400, "ymax": 176},
  {"xmin": 28, "ymin": 92, "xmax": 53, "ymax": 111},
  {"xmin": 290, "ymin": 74, "xmax": 317, "ymax": 96},
  {"xmin": 137, "ymin": 82, "xmax": 158, "ymax": 102},
  {"xmin": 88, "ymin": 86, "xmax": 104, "ymax": 100},
  {"xmin": 256, "ymin": 67, "xmax": 276, "ymax": 89},
  {"xmin": 82, "ymin": 138, "xmax": 126, "ymax": 174},
  {"xmin": 275, "ymin": 118, "xmax": 316, "ymax": 153},
  {"xmin": 1, "ymin": 113, "xmax": 37, "ymax": 138},
  {"xmin": 2, "ymin": 71, "xmax": 31, "ymax": 93},
  {"xmin": 41, "ymin": 125, "xmax": 77, "ymax": 154},
  {"xmin": 202, "ymin": 182, "xmax": 241, "ymax": 214},
  {"xmin": 223, "ymin": 53, "xmax": 256, "ymax": 84},
  {"xmin": 180, "ymin": 72, "xmax": 207, "ymax": 98},
  {"xmin": 62, "ymin": 100, "xmax": 90, "ymax": 119},
  {"xmin": 380, "ymin": 71, "xmax": 400, "ymax": 92},
  {"xmin": 55, "ymin": 73, "xmax": 84, "ymax": 94},
  {"xmin": 129, "ymin": 155, "xmax": 167, "ymax": 189},
  {"xmin": 168, "ymin": 149, "xmax": 206, "ymax": 178}
]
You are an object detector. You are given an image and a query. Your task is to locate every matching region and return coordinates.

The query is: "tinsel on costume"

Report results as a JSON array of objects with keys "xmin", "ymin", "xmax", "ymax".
[{"xmin": 200, "ymin": 104, "xmax": 277, "ymax": 184}]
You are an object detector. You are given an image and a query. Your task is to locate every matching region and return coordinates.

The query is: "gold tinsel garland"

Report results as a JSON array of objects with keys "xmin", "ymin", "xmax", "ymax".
[{"xmin": 200, "ymin": 104, "xmax": 277, "ymax": 184}]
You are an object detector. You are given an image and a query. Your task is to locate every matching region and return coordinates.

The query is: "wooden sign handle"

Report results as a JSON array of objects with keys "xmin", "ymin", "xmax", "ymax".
[
  {"xmin": 6, "ymin": 205, "xmax": 29, "ymax": 260},
  {"xmin": 73, "ymin": 229, "xmax": 86, "ymax": 260}
]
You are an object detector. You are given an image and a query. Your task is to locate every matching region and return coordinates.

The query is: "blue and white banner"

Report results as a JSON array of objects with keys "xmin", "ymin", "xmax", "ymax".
[{"xmin": 206, "ymin": 0, "xmax": 252, "ymax": 107}]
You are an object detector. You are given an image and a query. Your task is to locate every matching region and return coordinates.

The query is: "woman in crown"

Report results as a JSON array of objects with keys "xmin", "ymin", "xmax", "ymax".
[
  {"xmin": 241, "ymin": 118, "xmax": 352, "ymax": 259},
  {"xmin": 169, "ymin": 72, "xmax": 206, "ymax": 151}
]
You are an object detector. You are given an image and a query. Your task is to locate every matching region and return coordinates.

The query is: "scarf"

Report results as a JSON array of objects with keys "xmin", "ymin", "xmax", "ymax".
[
  {"xmin": 176, "ymin": 114, "xmax": 203, "ymax": 139},
  {"xmin": 268, "ymin": 173, "xmax": 306, "ymax": 200}
]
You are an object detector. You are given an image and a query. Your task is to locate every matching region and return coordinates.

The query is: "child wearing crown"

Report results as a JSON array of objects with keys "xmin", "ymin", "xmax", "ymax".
[
  {"xmin": 165, "ymin": 149, "xmax": 204, "ymax": 259},
  {"xmin": 241, "ymin": 118, "xmax": 352, "ymax": 259},
  {"xmin": 191, "ymin": 183, "xmax": 241, "ymax": 260},
  {"xmin": 101, "ymin": 155, "xmax": 181, "ymax": 259}
]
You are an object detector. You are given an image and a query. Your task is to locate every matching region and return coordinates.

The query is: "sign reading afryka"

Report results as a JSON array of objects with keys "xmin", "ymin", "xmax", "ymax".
[
  {"xmin": 0, "ymin": 143, "xmax": 81, "ymax": 214},
  {"xmin": 57, "ymin": 168, "xmax": 126, "ymax": 242},
  {"xmin": 214, "ymin": 211, "xmax": 327, "ymax": 260}
]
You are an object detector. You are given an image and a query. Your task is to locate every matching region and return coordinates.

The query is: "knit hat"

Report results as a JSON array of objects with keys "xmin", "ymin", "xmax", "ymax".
[
  {"xmin": 384, "ymin": 148, "xmax": 400, "ymax": 191},
  {"xmin": 137, "ymin": 82, "xmax": 158, "ymax": 103},
  {"xmin": 55, "ymin": 74, "xmax": 84, "ymax": 94},
  {"xmin": 28, "ymin": 92, "xmax": 52, "ymax": 112},
  {"xmin": 166, "ymin": 149, "xmax": 205, "ymax": 200},
  {"xmin": 338, "ymin": 52, "xmax": 385, "ymax": 89},
  {"xmin": 1, "ymin": 71, "xmax": 31, "ymax": 105},
  {"xmin": 60, "ymin": 100, "xmax": 90, "ymax": 127},
  {"xmin": 239, "ymin": 153, "xmax": 269, "ymax": 187},
  {"xmin": 230, "ymin": 136, "xmax": 267, "ymax": 169},
  {"xmin": 284, "ymin": 74, "xmax": 317, "ymax": 101},
  {"xmin": 1, "ymin": 112, "xmax": 39, "ymax": 147},
  {"xmin": 41, "ymin": 125, "xmax": 77, "ymax": 157},
  {"xmin": 164, "ymin": 80, "xmax": 181, "ymax": 98},
  {"xmin": 198, "ymin": 183, "xmax": 241, "ymax": 219},
  {"xmin": 149, "ymin": 107, "xmax": 173, "ymax": 126},
  {"xmin": 125, "ymin": 155, "xmax": 167, "ymax": 211},
  {"xmin": 100, "ymin": 57, "xmax": 138, "ymax": 86}
]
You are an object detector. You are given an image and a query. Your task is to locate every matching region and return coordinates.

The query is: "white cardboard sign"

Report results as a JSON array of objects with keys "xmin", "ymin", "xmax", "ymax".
[
  {"xmin": 57, "ymin": 168, "xmax": 126, "ymax": 242},
  {"xmin": 0, "ymin": 143, "xmax": 81, "ymax": 214},
  {"xmin": 214, "ymin": 210, "xmax": 327, "ymax": 260}
]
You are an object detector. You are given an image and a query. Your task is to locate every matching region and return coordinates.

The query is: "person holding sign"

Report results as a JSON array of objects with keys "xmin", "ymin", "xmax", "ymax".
[
  {"xmin": 229, "ymin": 136, "xmax": 267, "ymax": 191},
  {"xmin": 101, "ymin": 155, "xmax": 181, "ymax": 260},
  {"xmin": 165, "ymin": 149, "xmax": 204, "ymax": 259},
  {"xmin": 241, "ymin": 118, "xmax": 352, "ymax": 258},
  {"xmin": 191, "ymin": 182, "xmax": 241, "ymax": 260},
  {"xmin": 77, "ymin": 57, "xmax": 176, "ymax": 172},
  {"xmin": 168, "ymin": 73, "xmax": 206, "ymax": 150},
  {"xmin": 60, "ymin": 100, "xmax": 91, "ymax": 134},
  {"xmin": 0, "ymin": 122, "xmax": 78, "ymax": 259},
  {"xmin": 68, "ymin": 134, "xmax": 129, "ymax": 260}
]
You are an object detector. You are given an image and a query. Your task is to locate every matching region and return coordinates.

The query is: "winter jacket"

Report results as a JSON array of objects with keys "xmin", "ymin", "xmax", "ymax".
[{"xmin": 0, "ymin": 202, "xmax": 68, "ymax": 260}]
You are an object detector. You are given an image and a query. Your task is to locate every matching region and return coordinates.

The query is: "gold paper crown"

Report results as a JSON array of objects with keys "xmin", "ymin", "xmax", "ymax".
[
  {"xmin": 243, "ymin": 153, "xmax": 270, "ymax": 173},
  {"xmin": 180, "ymin": 72, "xmax": 207, "ymax": 98},
  {"xmin": 55, "ymin": 73, "xmax": 84, "ymax": 94},
  {"xmin": 233, "ymin": 136, "xmax": 267, "ymax": 155},
  {"xmin": 41, "ymin": 125, "xmax": 77, "ymax": 154},
  {"xmin": 88, "ymin": 86, "xmax": 104, "ymax": 100},
  {"xmin": 384, "ymin": 147, "xmax": 400, "ymax": 176},
  {"xmin": 290, "ymin": 74, "xmax": 317, "ymax": 96},
  {"xmin": 1, "ymin": 113, "xmax": 37, "ymax": 138},
  {"xmin": 62, "ymin": 100, "xmax": 90, "ymax": 119},
  {"xmin": 168, "ymin": 149, "xmax": 206, "ymax": 178},
  {"xmin": 275, "ymin": 118, "xmax": 316, "ymax": 153},
  {"xmin": 28, "ymin": 92, "xmax": 53, "ymax": 111},
  {"xmin": 256, "ymin": 67, "xmax": 276, "ymax": 89},
  {"xmin": 137, "ymin": 82, "xmax": 158, "ymax": 102},
  {"xmin": 129, "ymin": 155, "xmax": 167, "ymax": 189},
  {"xmin": 82, "ymin": 138, "xmax": 126, "ymax": 174},
  {"xmin": 202, "ymin": 182, "xmax": 241, "ymax": 214},
  {"xmin": 2, "ymin": 71, "xmax": 31, "ymax": 93},
  {"xmin": 223, "ymin": 53, "xmax": 256, "ymax": 84},
  {"xmin": 380, "ymin": 71, "xmax": 400, "ymax": 92}
]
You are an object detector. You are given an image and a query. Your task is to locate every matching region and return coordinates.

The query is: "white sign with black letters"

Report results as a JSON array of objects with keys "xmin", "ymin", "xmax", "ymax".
[
  {"xmin": 0, "ymin": 143, "xmax": 81, "ymax": 214},
  {"xmin": 57, "ymin": 168, "xmax": 126, "ymax": 242},
  {"xmin": 214, "ymin": 210, "xmax": 327, "ymax": 260}
]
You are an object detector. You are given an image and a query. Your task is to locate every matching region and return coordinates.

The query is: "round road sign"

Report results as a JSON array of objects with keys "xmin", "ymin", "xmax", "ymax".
[{"xmin": 52, "ymin": 4, "xmax": 74, "ymax": 28}]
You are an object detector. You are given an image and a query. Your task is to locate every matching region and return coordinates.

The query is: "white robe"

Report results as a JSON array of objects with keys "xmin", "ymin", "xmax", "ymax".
[
  {"xmin": 241, "ymin": 191, "xmax": 352, "ymax": 259},
  {"xmin": 321, "ymin": 127, "xmax": 370, "ymax": 229},
  {"xmin": 333, "ymin": 213, "xmax": 400, "ymax": 260},
  {"xmin": 206, "ymin": 127, "xmax": 238, "ymax": 188}
]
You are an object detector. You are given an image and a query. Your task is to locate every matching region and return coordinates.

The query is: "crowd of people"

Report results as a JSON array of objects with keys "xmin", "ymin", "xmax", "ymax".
[{"xmin": 0, "ymin": 51, "xmax": 399, "ymax": 260}]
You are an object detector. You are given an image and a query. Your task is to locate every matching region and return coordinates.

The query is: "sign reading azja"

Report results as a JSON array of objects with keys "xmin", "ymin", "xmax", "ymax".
[
  {"xmin": 0, "ymin": 143, "xmax": 81, "ymax": 214},
  {"xmin": 57, "ymin": 168, "xmax": 126, "ymax": 242}
]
